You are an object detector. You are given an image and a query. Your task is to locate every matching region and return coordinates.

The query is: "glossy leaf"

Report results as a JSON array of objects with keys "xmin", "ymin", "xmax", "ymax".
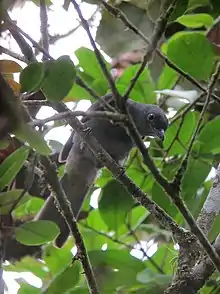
[
  {"xmin": 18, "ymin": 284, "xmax": 40, "ymax": 294},
  {"xmin": 3, "ymin": 256, "xmax": 48, "ymax": 279},
  {"xmin": 196, "ymin": 116, "xmax": 220, "ymax": 154},
  {"xmin": 15, "ymin": 220, "xmax": 60, "ymax": 245},
  {"xmin": 182, "ymin": 155, "xmax": 212, "ymax": 201},
  {"xmin": 43, "ymin": 261, "xmax": 81, "ymax": 294},
  {"xmin": 0, "ymin": 189, "xmax": 31, "ymax": 214},
  {"xmin": 176, "ymin": 13, "xmax": 213, "ymax": 28},
  {"xmin": 0, "ymin": 146, "xmax": 29, "ymax": 191},
  {"xmin": 43, "ymin": 240, "xmax": 74, "ymax": 274},
  {"xmin": 42, "ymin": 56, "xmax": 76, "ymax": 102},
  {"xmin": 14, "ymin": 124, "xmax": 52, "ymax": 155},
  {"xmin": 163, "ymin": 111, "xmax": 196, "ymax": 156},
  {"xmin": 116, "ymin": 65, "xmax": 156, "ymax": 104},
  {"xmin": 20, "ymin": 62, "xmax": 45, "ymax": 93},
  {"xmin": 75, "ymin": 47, "xmax": 110, "ymax": 80},
  {"xmin": 13, "ymin": 197, "xmax": 44, "ymax": 218},
  {"xmin": 157, "ymin": 65, "xmax": 179, "ymax": 90},
  {"xmin": 167, "ymin": 32, "xmax": 214, "ymax": 80},
  {"xmin": 99, "ymin": 180, "xmax": 134, "ymax": 232},
  {"xmin": 187, "ymin": 0, "xmax": 210, "ymax": 11}
]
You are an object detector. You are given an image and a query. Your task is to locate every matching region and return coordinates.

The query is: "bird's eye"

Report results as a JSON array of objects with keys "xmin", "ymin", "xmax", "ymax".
[{"xmin": 148, "ymin": 113, "xmax": 155, "ymax": 121}]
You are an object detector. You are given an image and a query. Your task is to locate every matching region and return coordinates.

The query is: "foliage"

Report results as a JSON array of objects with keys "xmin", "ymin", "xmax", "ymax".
[{"xmin": 1, "ymin": 1, "xmax": 220, "ymax": 294}]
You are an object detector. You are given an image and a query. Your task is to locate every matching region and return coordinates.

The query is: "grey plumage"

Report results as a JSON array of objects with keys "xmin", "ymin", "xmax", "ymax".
[{"xmin": 36, "ymin": 96, "xmax": 168, "ymax": 247}]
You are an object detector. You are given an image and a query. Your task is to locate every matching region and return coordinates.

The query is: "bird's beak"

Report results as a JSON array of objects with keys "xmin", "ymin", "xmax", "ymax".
[{"xmin": 154, "ymin": 129, "xmax": 165, "ymax": 141}]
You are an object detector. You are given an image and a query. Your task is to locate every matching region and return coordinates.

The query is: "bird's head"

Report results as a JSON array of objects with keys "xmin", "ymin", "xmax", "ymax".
[{"xmin": 130, "ymin": 103, "xmax": 169, "ymax": 141}]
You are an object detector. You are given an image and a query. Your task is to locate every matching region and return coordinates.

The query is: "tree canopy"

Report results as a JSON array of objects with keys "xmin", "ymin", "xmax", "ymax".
[{"xmin": 1, "ymin": 0, "xmax": 220, "ymax": 293}]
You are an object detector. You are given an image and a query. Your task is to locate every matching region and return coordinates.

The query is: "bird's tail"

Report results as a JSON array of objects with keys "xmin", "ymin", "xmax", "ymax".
[{"xmin": 35, "ymin": 164, "xmax": 97, "ymax": 247}]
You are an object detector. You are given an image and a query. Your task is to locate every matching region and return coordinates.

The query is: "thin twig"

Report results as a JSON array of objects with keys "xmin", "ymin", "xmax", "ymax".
[
  {"xmin": 30, "ymin": 110, "xmax": 127, "ymax": 127},
  {"xmin": 0, "ymin": 45, "xmax": 28, "ymax": 63},
  {"xmin": 126, "ymin": 222, "xmax": 165, "ymax": 274},
  {"xmin": 75, "ymin": 77, "xmax": 117, "ymax": 112},
  {"xmin": 40, "ymin": 0, "xmax": 49, "ymax": 60},
  {"xmin": 48, "ymin": 7, "xmax": 99, "ymax": 44},
  {"xmin": 22, "ymin": 100, "xmax": 50, "ymax": 106},
  {"xmin": 170, "ymin": 93, "xmax": 206, "ymax": 126},
  {"xmin": 83, "ymin": 223, "xmax": 164, "ymax": 274},
  {"xmin": 5, "ymin": 18, "xmax": 53, "ymax": 60}
]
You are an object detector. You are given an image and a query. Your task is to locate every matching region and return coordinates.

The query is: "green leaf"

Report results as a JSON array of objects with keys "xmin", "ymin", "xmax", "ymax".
[
  {"xmin": 145, "ymin": 244, "xmax": 177, "ymax": 274},
  {"xmin": 43, "ymin": 261, "xmax": 81, "ymax": 294},
  {"xmin": 13, "ymin": 197, "xmax": 44, "ymax": 218},
  {"xmin": 187, "ymin": 0, "xmax": 210, "ymax": 11},
  {"xmin": 3, "ymin": 256, "xmax": 48, "ymax": 279},
  {"xmin": 20, "ymin": 62, "xmax": 45, "ymax": 93},
  {"xmin": 14, "ymin": 124, "xmax": 52, "ymax": 155},
  {"xmin": 157, "ymin": 65, "xmax": 179, "ymax": 90},
  {"xmin": 116, "ymin": 66, "xmax": 156, "ymax": 104},
  {"xmin": 167, "ymin": 32, "xmax": 214, "ymax": 80},
  {"xmin": 99, "ymin": 180, "xmax": 134, "ymax": 232},
  {"xmin": 182, "ymin": 155, "xmax": 212, "ymax": 201},
  {"xmin": 137, "ymin": 268, "xmax": 171, "ymax": 285},
  {"xmin": 64, "ymin": 83, "xmax": 93, "ymax": 102},
  {"xmin": 90, "ymin": 250, "xmax": 144, "ymax": 270},
  {"xmin": 75, "ymin": 47, "xmax": 111, "ymax": 80},
  {"xmin": 196, "ymin": 116, "xmax": 220, "ymax": 154},
  {"xmin": 18, "ymin": 284, "xmax": 40, "ymax": 294},
  {"xmin": 152, "ymin": 159, "xmax": 181, "ymax": 219},
  {"xmin": 43, "ymin": 240, "xmax": 74, "ymax": 274},
  {"xmin": 169, "ymin": 0, "xmax": 188, "ymax": 22},
  {"xmin": 95, "ymin": 168, "xmax": 113, "ymax": 188},
  {"xmin": 88, "ymin": 250, "xmax": 145, "ymax": 291},
  {"xmin": 91, "ymin": 79, "xmax": 108, "ymax": 96},
  {"xmin": 0, "ymin": 189, "xmax": 31, "ymax": 214},
  {"xmin": 15, "ymin": 220, "xmax": 60, "ymax": 245},
  {"xmin": 42, "ymin": 56, "xmax": 76, "ymax": 102},
  {"xmin": 0, "ymin": 146, "xmax": 29, "ymax": 191},
  {"xmin": 176, "ymin": 14, "xmax": 214, "ymax": 28},
  {"xmin": 164, "ymin": 111, "xmax": 196, "ymax": 156},
  {"xmin": 118, "ymin": 205, "xmax": 149, "ymax": 236},
  {"xmin": 86, "ymin": 209, "xmax": 108, "ymax": 231},
  {"xmin": 66, "ymin": 287, "xmax": 89, "ymax": 294}
]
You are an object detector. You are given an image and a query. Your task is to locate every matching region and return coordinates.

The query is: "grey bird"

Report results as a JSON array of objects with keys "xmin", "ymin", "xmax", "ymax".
[{"xmin": 36, "ymin": 94, "xmax": 168, "ymax": 247}]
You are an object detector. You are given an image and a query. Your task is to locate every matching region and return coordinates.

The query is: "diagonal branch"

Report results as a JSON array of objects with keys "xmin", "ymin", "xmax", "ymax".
[
  {"xmin": 41, "ymin": 156, "xmax": 99, "ymax": 294},
  {"xmin": 122, "ymin": 0, "xmax": 177, "ymax": 100},
  {"xmin": 70, "ymin": 0, "xmax": 120, "ymax": 107}
]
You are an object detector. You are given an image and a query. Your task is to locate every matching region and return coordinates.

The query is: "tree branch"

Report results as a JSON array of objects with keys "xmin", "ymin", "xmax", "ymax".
[
  {"xmin": 70, "ymin": 0, "xmax": 120, "ymax": 107},
  {"xmin": 30, "ymin": 110, "xmax": 127, "ymax": 127},
  {"xmin": 165, "ymin": 234, "xmax": 220, "ymax": 294},
  {"xmin": 41, "ymin": 156, "xmax": 99, "ymax": 294},
  {"xmin": 40, "ymin": 0, "xmax": 49, "ymax": 60},
  {"xmin": 197, "ymin": 164, "xmax": 220, "ymax": 236}
]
